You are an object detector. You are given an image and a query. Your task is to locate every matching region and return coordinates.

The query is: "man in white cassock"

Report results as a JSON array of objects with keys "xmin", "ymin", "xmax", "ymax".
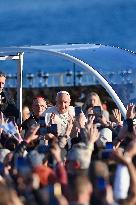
[{"xmin": 43, "ymin": 91, "xmax": 75, "ymax": 137}]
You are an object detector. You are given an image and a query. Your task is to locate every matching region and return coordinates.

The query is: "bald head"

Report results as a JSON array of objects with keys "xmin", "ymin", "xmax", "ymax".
[
  {"xmin": 32, "ymin": 97, "xmax": 47, "ymax": 117},
  {"xmin": 56, "ymin": 91, "xmax": 71, "ymax": 114}
]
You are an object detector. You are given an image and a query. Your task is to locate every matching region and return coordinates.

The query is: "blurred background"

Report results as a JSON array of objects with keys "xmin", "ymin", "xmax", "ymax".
[{"xmin": 0, "ymin": 0, "xmax": 136, "ymax": 50}]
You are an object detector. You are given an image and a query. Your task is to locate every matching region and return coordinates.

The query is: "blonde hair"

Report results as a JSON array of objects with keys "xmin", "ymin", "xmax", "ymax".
[{"xmin": 83, "ymin": 92, "xmax": 102, "ymax": 111}]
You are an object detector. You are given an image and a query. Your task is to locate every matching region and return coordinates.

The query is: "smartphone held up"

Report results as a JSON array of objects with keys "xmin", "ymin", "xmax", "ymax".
[{"xmin": 37, "ymin": 117, "xmax": 58, "ymax": 136}]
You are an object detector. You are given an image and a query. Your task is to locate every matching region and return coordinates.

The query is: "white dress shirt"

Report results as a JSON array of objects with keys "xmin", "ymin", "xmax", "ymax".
[
  {"xmin": 114, "ymin": 164, "xmax": 130, "ymax": 200},
  {"xmin": 43, "ymin": 106, "xmax": 75, "ymax": 136}
]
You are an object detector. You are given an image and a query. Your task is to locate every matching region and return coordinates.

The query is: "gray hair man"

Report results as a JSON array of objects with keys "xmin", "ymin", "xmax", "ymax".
[{"xmin": 43, "ymin": 91, "xmax": 75, "ymax": 136}]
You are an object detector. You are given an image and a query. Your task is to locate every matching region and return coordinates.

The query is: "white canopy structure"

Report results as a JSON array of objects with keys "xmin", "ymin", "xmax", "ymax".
[{"xmin": 1, "ymin": 43, "xmax": 136, "ymax": 118}]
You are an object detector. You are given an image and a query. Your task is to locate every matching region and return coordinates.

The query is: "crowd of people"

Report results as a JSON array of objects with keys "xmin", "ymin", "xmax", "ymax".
[{"xmin": 0, "ymin": 71, "xmax": 136, "ymax": 205}]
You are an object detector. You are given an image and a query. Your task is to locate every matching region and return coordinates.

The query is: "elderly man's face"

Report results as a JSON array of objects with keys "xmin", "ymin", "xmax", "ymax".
[
  {"xmin": 32, "ymin": 98, "xmax": 47, "ymax": 117},
  {"xmin": 56, "ymin": 93, "xmax": 71, "ymax": 114},
  {"xmin": 0, "ymin": 76, "xmax": 6, "ymax": 93}
]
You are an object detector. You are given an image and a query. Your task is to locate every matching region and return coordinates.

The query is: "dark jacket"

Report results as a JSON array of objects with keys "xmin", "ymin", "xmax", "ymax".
[
  {"xmin": 0, "ymin": 90, "xmax": 19, "ymax": 120},
  {"xmin": 21, "ymin": 114, "xmax": 39, "ymax": 136}
]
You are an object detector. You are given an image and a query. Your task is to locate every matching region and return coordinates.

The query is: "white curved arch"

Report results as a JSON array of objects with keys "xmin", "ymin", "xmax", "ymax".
[
  {"xmin": 0, "ymin": 45, "xmax": 127, "ymax": 117},
  {"xmin": 58, "ymin": 52, "xmax": 127, "ymax": 117}
]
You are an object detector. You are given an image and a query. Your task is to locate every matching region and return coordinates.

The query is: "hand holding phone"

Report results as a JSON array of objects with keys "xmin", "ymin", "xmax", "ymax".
[
  {"xmin": 93, "ymin": 106, "xmax": 102, "ymax": 123},
  {"xmin": 93, "ymin": 106, "xmax": 102, "ymax": 116},
  {"xmin": 37, "ymin": 117, "xmax": 46, "ymax": 135}
]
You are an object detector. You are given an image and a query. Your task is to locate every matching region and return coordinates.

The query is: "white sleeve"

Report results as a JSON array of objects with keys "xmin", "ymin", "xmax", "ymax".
[
  {"xmin": 44, "ymin": 112, "xmax": 51, "ymax": 125},
  {"xmin": 113, "ymin": 164, "xmax": 130, "ymax": 200}
]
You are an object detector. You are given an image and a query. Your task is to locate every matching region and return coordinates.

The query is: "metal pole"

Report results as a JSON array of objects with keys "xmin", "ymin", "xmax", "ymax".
[
  {"xmin": 73, "ymin": 63, "xmax": 76, "ymax": 87},
  {"xmin": 0, "ymin": 46, "xmax": 127, "ymax": 118},
  {"xmin": 59, "ymin": 73, "xmax": 64, "ymax": 87},
  {"xmin": 17, "ymin": 52, "xmax": 24, "ymax": 124}
]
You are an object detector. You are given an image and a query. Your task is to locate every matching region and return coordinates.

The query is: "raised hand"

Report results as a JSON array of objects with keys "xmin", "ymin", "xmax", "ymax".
[
  {"xmin": 112, "ymin": 109, "xmax": 122, "ymax": 124},
  {"xmin": 25, "ymin": 123, "xmax": 40, "ymax": 144},
  {"xmin": 113, "ymin": 125, "xmax": 128, "ymax": 149},
  {"xmin": 50, "ymin": 143, "xmax": 62, "ymax": 162},
  {"xmin": 86, "ymin": 116, "xmax": 99, "ymax": 143},
  {"xmin": 125, "ymin": 139, "xmax": 136, "ymax": 157},
  {"xmin": 126, "ymin": 103, "xmax": 135, "ymax": 119},
  {"xmin": 65, "ymin": 113, "xmax": 74, "ymax": 137},
  {"xmin": 76, "ymin": 112, "xmax": 87, "ymax": 129}
]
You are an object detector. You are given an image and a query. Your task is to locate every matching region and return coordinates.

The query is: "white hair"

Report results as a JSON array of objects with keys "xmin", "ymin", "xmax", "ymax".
[{"xmin": 56, "ymin": 91, "xmax": 71, "ymax": 101}]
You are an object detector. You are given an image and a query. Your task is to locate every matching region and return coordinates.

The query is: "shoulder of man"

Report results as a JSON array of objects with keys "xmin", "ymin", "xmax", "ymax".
[
  {"xmin": 22, "ymin": 115, "xmax": 36, "ymax": 129},
  {"xmin": 43, "ymin": 106, "xmax": 57, "ymax": 115},
  {"xmin": 3, "ymin": 90, "xmax": 15, "ymax": 105}
]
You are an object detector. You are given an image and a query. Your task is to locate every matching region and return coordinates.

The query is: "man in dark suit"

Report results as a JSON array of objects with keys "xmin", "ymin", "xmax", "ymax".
[
  {"xmin": 22, "ymin": 96, "xmax": 47, "ymax": 136},
  {"xmin": 0, "ymin": 71, "xmax": 19, "ymax": 121}
]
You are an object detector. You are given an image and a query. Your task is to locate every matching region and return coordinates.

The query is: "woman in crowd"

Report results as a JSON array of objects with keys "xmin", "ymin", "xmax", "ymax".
[{"xmin": 83, "ymin": 92, "xmax": 110, "ymax": 122}]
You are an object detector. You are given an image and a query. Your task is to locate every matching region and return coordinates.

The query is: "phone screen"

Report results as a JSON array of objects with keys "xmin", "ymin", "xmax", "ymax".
[
  {"xmin": 38, "ymin": 117, "xmax": 45, "ymax": 127},
  {"xmin": 47, "ymin": 124, "xmax": 58, "ymax": 135},
  {"xmin": 105, "ymin": 142, "xmax": 113, "ymax": 149},
  {"xmin": 93, "ymin": 106, "xmax": 102, "ymax": 116},
  {"xmin": 39, "ymin": 127, "xmax": 47, "ymax": 136},
  {"xmin": 75, "ymin": 106, "xmax": 82, "ymax": 116}
]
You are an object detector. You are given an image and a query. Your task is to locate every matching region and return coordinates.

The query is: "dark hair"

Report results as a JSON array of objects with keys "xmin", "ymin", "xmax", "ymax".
[{"xmin": 0, "ymin": 133, "xmax": 18, "ymax": 151}]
